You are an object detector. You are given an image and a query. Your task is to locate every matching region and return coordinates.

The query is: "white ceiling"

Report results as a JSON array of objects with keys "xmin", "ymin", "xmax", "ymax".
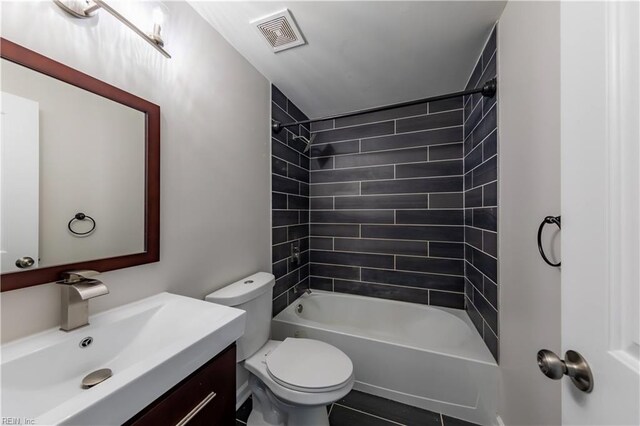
[{"xmin": 189, "ymin": 1, "xmax": 506, "ymax": 118}]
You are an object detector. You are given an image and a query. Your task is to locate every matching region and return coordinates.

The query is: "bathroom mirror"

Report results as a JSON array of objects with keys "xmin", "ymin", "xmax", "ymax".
[{"xmin": 0, "ymin": 38, "xmax": 160, "ymax": 291}]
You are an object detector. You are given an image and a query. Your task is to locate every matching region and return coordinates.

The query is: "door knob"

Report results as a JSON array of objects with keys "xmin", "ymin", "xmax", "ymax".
[
  {"xmin": 15, "ymin": 256, "xmax": 35, "ymax": 269},
  {"xmin": 537, "ymin": 349, "xmax": 594, "ymax": 393}
]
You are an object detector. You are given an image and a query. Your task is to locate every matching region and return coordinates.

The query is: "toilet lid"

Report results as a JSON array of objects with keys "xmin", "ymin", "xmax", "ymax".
[{"xmin": 265, "ymin": 338, "xmax": 353, "ymax": 393}]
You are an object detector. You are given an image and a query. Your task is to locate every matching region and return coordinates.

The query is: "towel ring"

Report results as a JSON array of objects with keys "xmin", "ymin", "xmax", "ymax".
[
  {"xmin": 537, "ymin": 215, "xmax": 561, "ymax": 267},
  {"xmin": 68, "ymin": 212, "xmax": 96, "ymax": 236}
]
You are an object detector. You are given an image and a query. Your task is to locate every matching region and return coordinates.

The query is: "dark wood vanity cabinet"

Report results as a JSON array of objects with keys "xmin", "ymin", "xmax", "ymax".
[{"xmin": 125, "ymin": 344, "xmax": 236, "ymax": 426}]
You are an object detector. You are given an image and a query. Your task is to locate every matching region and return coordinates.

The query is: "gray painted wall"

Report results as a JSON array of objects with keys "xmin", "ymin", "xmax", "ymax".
[{"xmin": 497, "ymin": 2, "xmax": 561, "ymax": 424}]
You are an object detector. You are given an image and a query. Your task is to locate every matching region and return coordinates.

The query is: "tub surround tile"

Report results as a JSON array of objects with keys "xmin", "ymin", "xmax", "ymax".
[
  {"xmin": 361, "ymin": 127, "xmax": 463, "ymax": 152},
  {"xmin": 310, "ymin": 156, "xmax": 335, "ymax": 170},
  {"xmin": 395, "ymin": 256, "xmax": 465, "ymax": 276},
  {"xmin": 312, "ymin": 250, "xmax": 395, "ymax": 269},
  {"xmin": 307, "ymin": 92, "xmax": 467, "ymax": 311},
  {"xmin": 429, "ymin": 193, "xmax": 464, "ymax": 209},
  {"xmin": 310, "ymin": 263, "xmax": 360, "ymax": 280},
  {"xmin": 334, "ymin": 103, "xmax": 426, "ymax": 128},
  {"xmin": 310, "ymin": 140, "xmax": 360, "ymax": 157},
  {"xmin": 396, "ymin": 110, "xmax": 463, "ymax": 134},
  {"xmin": 334, "ymin": 238, "xmax": 427, "ymax": 257},
  {"xmin": 309, "ymin": 276, "xmax": 333, "ymax": 291},
  {"xmin": 311, "ymin": 224, "xmax": 360, "ymax": 237},
  {"xmin": 272, "ymin": 175, "xmax": 300, "ymax": 195},
  {"xmin": 429, "ymin": 242, "xmax": 465, "ymax": 259},
  {"xmin": 429, "ymin": 97, "xmax": 464, "ymax": 113},
  {"xmin": 310, "ymin": 237, "xmax": 334, "ymax": 250},
  {"xmin": 463, "ymin": 25, "xmax": 499, "ymax": 361},
  {"xmin": 361, "ymin": 176, "xmax": 462, "ymax": 195},
  {"xmin": 396, "ymin": 210, "xmax": 464, "ymax": 225},
  {"xmin": 311, "ymin": 165, "xmax": 395, "ymax": 184},
  {"xmin": 395, "ymin": 160, "xmax": 463, "ymax": 179},
  {"xmin": 334, "ymin": 147, "xmax": 428, "ymax": 169},
  {"xmin": 271, "ymin": 86, "xmax": 311, "ymax": 316},
  {"xmin": 333, "ymin": 279, "xmax": 430, "ymax": 305},
  {"xmin": 334, "ymin": 194, "xmax": 429, "ymax": 210},
  {"xmin": 313, "ymin": 121, "xmax": 395, "ymax": 145},
  {"xmin": 273, "ymin": 28, "xmax": 499, "ymax": 347},
  {"xmin": 429, "ymin": 290, "xmax": 465, "ymax": 309},
  {"xmin": 310, "ymin": 210, "xmax": 395, "ymax": 224},
  {"xmin": 361, "ymin": 225, "xmax": 464, "ymax": 242},
  {"xmin": 360, "ymin": 268, "xmax": 464, "ymax": 292},
  {"xmin": 429, "ymin": 143, "xmax": 464, "ymax": 161},
  {"xmin": 310, "ymin": 182, "xmax": 360, "ymax": 197}
]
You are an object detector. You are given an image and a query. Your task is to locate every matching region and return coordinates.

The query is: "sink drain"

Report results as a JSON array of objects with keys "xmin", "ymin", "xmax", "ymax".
[
  {"xmin": 82, "ymin": 368, "xmax": 112, "ymax": 389},
  {"xmin": 79, "ymin": 336, "xmax": 93, "ymax": 348}
]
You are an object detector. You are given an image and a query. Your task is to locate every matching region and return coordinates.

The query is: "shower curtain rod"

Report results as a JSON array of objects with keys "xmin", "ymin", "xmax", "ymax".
[{"xmin": 272, "ymin": 78, "xmax": 497, "ymax": 134}]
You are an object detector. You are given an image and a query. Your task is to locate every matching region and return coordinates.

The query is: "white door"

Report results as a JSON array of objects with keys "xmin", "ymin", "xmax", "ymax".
[
  {"xmin": 561, "ymin": 1, "xmax": 640, "ymax": 424},
  {"xmin": 0, "ymin": 91, "xmax": 40, "ymax": 273}
]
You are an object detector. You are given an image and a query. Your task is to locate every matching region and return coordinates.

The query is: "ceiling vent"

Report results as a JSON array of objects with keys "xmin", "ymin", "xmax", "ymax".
[{"xmin": 252, "ymin": 9, "xmax": 306, "ymax": 53}]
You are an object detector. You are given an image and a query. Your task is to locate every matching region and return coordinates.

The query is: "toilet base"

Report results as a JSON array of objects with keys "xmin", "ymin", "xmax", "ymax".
[{"xmin": 247, "ymin": 375, "xmax": 330, "ymax": 426}]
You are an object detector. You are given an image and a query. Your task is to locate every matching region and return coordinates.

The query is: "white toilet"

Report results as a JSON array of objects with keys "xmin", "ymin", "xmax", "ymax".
[{"xmin": 205, "ymin": 272, "xmax": 354, "ymax": 426}]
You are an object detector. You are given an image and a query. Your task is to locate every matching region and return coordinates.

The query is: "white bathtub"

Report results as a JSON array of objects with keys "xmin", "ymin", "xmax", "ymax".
[{"xmin": 271, "ymin": 290, "xmax": 498, "ymax": 426}]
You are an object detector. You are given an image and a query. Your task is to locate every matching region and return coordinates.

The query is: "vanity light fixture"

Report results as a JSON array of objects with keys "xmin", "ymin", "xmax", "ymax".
[{"xmin": 53, "ymin": 0, "xmax": 171, "ymax": 58}]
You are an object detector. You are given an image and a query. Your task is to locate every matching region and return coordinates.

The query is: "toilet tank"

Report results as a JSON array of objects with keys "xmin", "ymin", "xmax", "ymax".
[{"xmin": 205, "ymin": 272, "xmax": 274, "ymax": 361}]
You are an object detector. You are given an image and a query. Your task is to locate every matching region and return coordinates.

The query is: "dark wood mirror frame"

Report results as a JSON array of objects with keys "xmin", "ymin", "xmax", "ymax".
[{"xmin": 0, "ymin": 38, "xmax": 160, "ymax": 292}]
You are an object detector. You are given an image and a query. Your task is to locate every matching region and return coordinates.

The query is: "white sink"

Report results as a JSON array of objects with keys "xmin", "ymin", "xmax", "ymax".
[{"xmin": 1, "ymin": 292, "xmax": 245, "ymax": 425}]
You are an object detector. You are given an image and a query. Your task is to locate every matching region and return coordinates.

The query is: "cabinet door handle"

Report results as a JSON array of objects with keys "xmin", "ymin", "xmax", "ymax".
[{"xmin": 175, "ymin": 392, "xmax": 217, "ymax": 426}]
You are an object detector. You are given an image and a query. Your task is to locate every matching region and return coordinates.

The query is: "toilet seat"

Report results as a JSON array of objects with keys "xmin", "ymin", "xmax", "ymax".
[
  {"xmin": 244, "ymin": 340, "xmax": 354, "ymax": 407},
  {"xmin": 265, "ymin": 338, "xmax": 353, "ymax": 393}
]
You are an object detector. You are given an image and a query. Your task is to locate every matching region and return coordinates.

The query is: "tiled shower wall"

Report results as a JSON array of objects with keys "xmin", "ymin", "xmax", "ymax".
[
  {"xmin": 307, "ymin": 99, "xmax": 467, "ymax": 309},
  {"xmin": 271, "ymin": 86, "xmax": 311, "ymax": 316},
  {"xmin": 463, "ymin": 27, "xmax": 499, "ymax": 360}
]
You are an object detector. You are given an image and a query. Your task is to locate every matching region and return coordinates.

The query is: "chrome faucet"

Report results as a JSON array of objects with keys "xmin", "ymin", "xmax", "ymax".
[{"xmin": 57, "ymin": 270, "xmax": 109, "ymax": 331}]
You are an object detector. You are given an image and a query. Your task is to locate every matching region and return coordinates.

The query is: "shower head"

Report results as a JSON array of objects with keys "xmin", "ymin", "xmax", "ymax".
[{"xmin": 293, "ymin": 133, "xmax": 316, "ymax": 154}]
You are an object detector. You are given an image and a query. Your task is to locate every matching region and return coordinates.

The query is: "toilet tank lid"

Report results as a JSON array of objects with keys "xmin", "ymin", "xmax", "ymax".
[{"xmin": 205, "ymin": 272, "xmax": 275, "ymax": 306}]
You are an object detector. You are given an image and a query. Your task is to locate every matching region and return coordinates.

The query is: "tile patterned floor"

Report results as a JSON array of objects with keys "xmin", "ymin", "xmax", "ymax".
[{"xmin": 236, "ymin": 390, "xmax": 480, "ymax": 426}]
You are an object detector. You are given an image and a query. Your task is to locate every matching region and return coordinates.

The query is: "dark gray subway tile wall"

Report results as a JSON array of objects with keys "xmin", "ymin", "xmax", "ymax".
[
  {"xmin": 464, "ymin": 26, "xmax": 499, "ymax": 361},
  {"xmin": 273, "ymin": 26, "xmax": 499, "ymax": 360},
  {"xmin": 308, "ymin": 98, "xmax": 467, "ymax": 309},
  {"xmin": 271, "ymin": 85, "xmax": 311, "ymax": 316}
]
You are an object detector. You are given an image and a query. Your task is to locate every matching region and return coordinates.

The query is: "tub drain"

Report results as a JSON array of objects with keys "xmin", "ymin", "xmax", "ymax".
[{"xmin": 82, "ymin": 368, "xmax": 112, "ymax": 389}]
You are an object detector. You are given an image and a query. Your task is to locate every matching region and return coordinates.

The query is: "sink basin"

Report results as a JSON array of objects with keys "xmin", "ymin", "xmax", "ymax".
[{"xmin": 1, "ymin": 292, "xmax": 245, "ymax": 425}]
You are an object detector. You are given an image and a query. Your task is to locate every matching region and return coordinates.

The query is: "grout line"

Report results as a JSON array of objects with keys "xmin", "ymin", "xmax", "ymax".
[
  {"xmin": 311, "ymin": 141, "xmax": 463, "ymax": 161},
  {"xmin": 309, "ymin": 175, "xmax": 465, "ymax": 186},
  {"xmin": 310, "ymin": 222, "xmax": 462, "ymax": 228},
  {"xmin": 313, "ymin": 157, "xmax": 463, "ymax": 172},
  {"xmin": 309, "ymin": 261, "xmax": 464, "ymax": 279},
  {"xmin": 464, "ymin": 153, "xmax": 497, "ymax": 176},
  {"xmin": 311, "ymin": 124, "xmax": 463, "ymax": 148},
  {"xmin": 309, "ymin": 234, "xmax": 463, "ymax": 244},
  {"xmin": 462, "ymin": 128, "xmax": 497, "ymax": 161},
  {"xmin": 309, "ymin": 191, "xmax": 464, "ymax": 198}
]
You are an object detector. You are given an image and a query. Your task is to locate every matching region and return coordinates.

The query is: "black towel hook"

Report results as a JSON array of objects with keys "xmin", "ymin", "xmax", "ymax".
[
  {"xmin": 68, "ymin": 212, "xmax": 96, "ymax": 236},
  {"xmin": 537, "ymin": 215, "xmax": 561, "ymax": 267}
]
